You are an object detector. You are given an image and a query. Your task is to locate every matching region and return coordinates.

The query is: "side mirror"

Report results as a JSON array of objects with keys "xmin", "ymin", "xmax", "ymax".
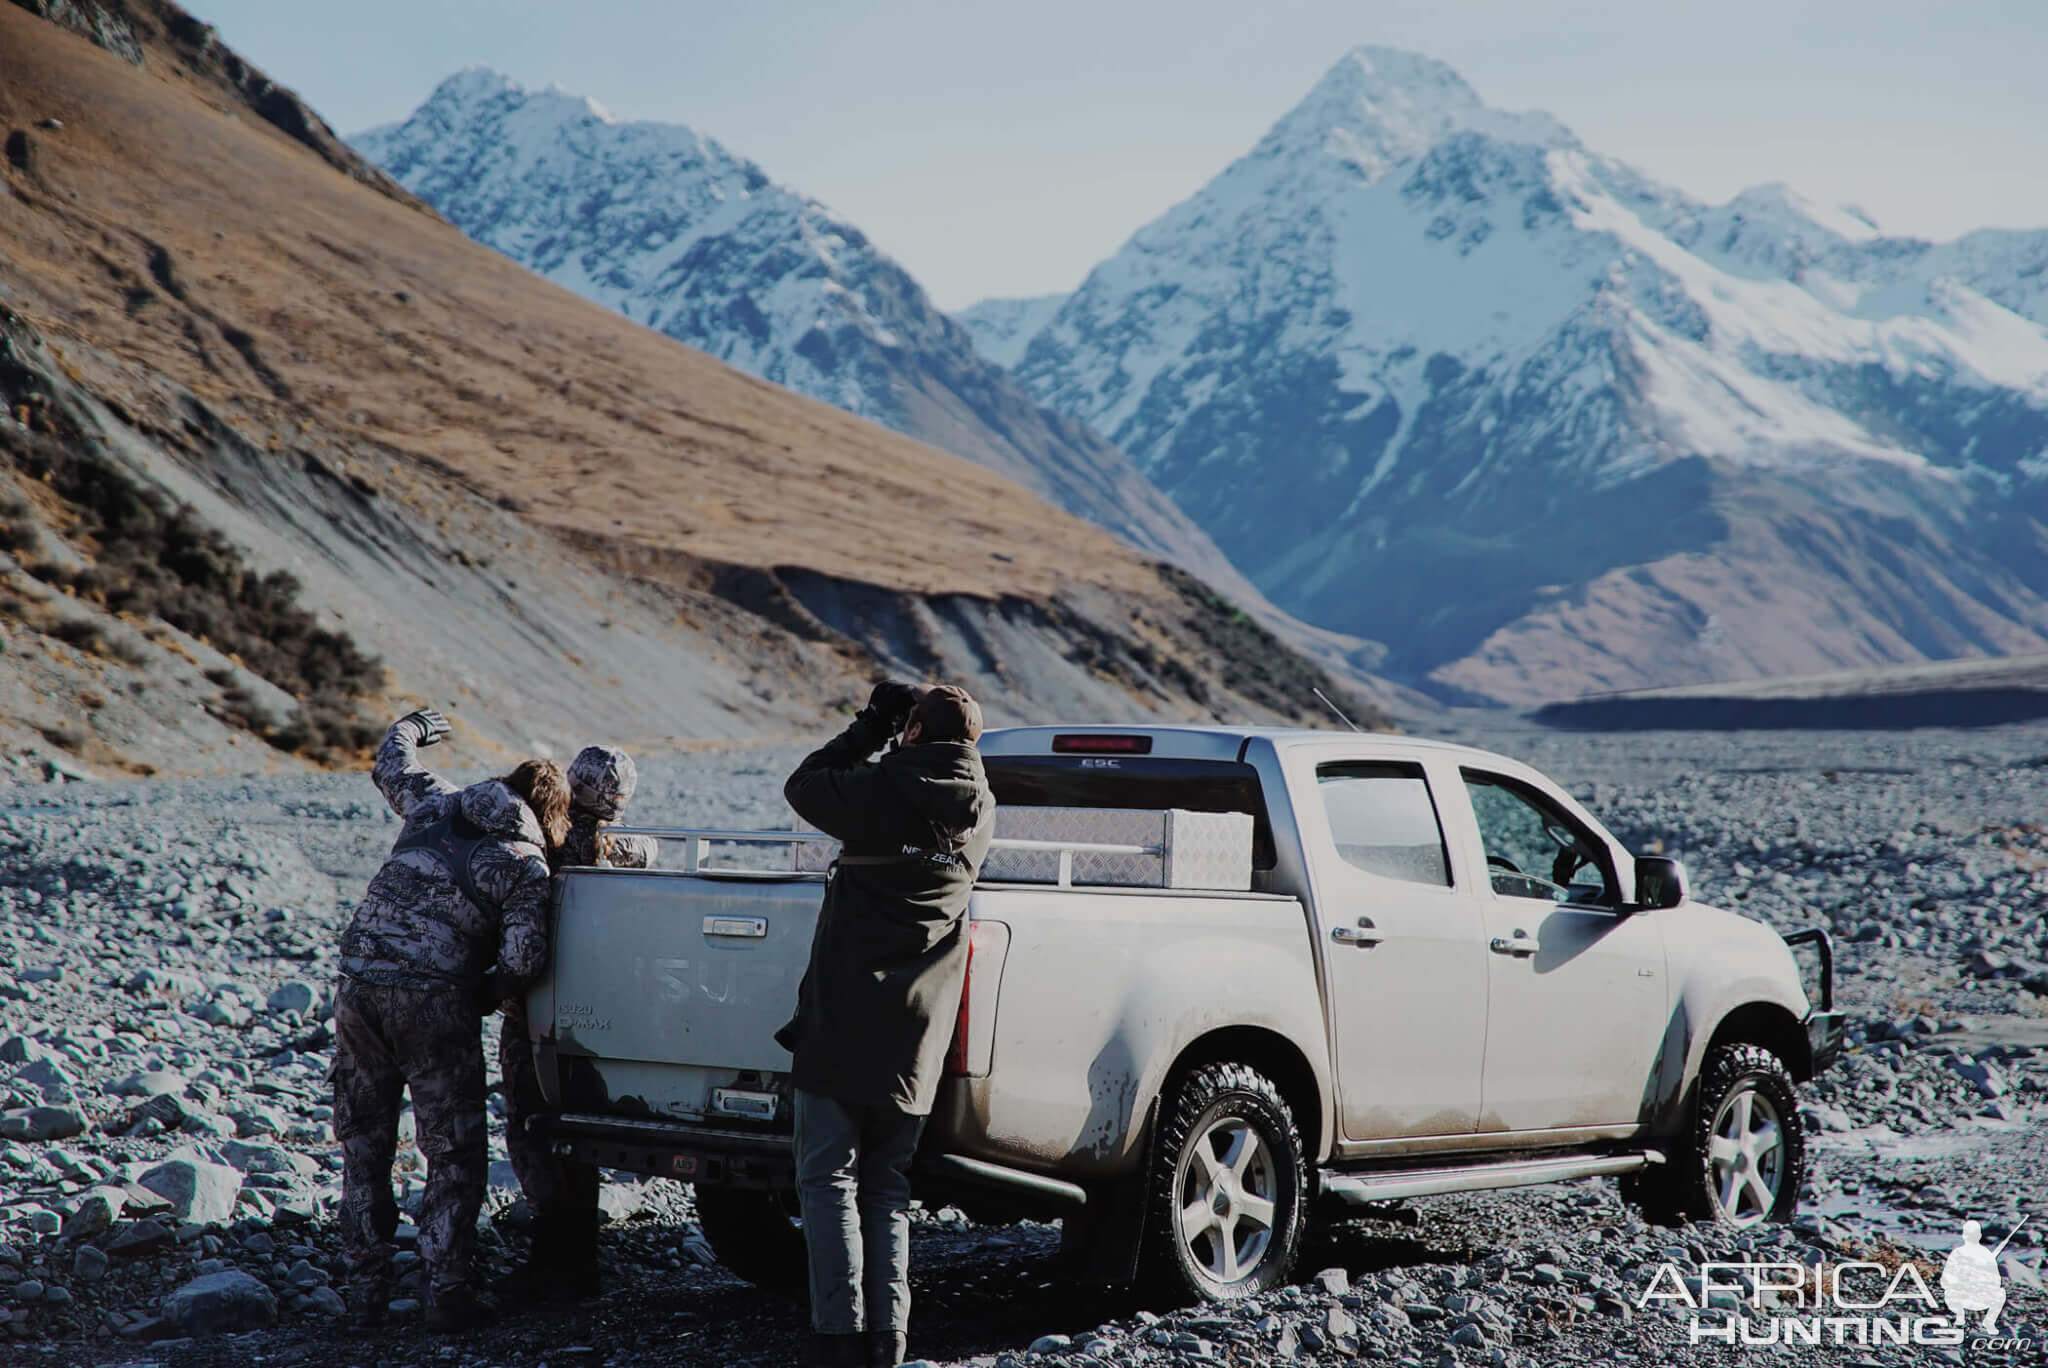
[{"xmin": 1633, "ymin": 856, "xmax": 1688, "ymax": 912}]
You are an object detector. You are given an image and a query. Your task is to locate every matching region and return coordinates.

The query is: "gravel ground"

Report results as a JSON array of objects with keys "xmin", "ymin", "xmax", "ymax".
[{"xmin": 2, "ymin": 720, "xmax": 2045, "ymax": 1366}]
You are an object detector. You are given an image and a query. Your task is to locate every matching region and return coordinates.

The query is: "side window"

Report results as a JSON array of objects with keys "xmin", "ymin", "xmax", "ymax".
[
  {"xmin": 1462, "ymin": 772, "xmax": 1614, "ymax": 905},
  {"xmin": 1317, "ymin": 762, "xmax": 1452, "ymax": 887}
]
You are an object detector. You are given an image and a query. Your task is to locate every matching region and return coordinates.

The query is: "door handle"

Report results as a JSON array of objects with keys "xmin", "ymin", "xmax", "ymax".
[
  {"xmin": 1331, "ymin": 916, "xmax": 1384, "ymax": 948},
  {"xmin": 1490, "ymin": 931, "xmax": 1539, "ymax": 957}
]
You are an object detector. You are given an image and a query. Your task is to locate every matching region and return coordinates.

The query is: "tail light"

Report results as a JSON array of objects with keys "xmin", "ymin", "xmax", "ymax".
[
  {"xmin": 944, "ymin": 919, "xmax": 1009, "ymax": 1077},
  {"xmin": 944, "ymin": 928, "xmax": 977, "ymax": 1076}
]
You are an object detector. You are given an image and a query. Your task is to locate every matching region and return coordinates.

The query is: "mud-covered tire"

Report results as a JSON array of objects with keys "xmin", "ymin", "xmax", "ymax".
[
  {"xmin": 694, "ymin": 1185, "xmax": 807, "ymax": 1293},
  {"xmin": 1625, "ymin": 1043, "xmax": 1805, "ymax": 1227},
  {"xmin": 1143, "ymin": 1062, "xmax": 1308, "ymax": 1303}
]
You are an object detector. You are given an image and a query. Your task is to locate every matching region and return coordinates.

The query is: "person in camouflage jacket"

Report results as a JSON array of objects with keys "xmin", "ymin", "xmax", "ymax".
[
  {"xmin": 496, "ymin": 744, "xmax": 657, "ymax": 1301},
  {"xmin": 332, "ymin": 709, "xmax": 567, "ymax": 1333}
]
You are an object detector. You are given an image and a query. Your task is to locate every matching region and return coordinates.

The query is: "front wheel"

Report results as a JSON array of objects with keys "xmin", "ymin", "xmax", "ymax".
[
  {"xmin": 694, "ymin": 1185, "xmax": 807, "ymax": 1292},
  {"xmin": 1144, "ymin": 1062, "xmax": 1308, "ymax": 1302},
  {"xmin": 1624, "ymin": 1042, "xmax": 1806, "ymax": 1227}
]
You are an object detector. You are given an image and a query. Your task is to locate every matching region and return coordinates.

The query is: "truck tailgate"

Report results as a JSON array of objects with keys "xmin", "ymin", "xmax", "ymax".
[{"xmin": 534, "ymin": 868, "xmax": 824, "ymax": 1120}]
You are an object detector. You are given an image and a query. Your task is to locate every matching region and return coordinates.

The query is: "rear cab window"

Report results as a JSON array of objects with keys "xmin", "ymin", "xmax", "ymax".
[{"xmin": 1315, "ymin": 761, "xmax": 1452, "ymax": 886}]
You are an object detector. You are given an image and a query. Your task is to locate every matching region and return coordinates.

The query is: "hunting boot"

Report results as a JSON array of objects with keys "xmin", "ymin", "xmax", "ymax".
[
  {"xmin": 866, "ymin": 1328, "xmax": 909, "ymax": 1366},
  {"xmin": 424, "ymin": 1283, "xmax": 498, "ymax": 1334},
  {"xmin": 801, "ymin": 1331, "xmax": 865, "ymax": 1367},
  {"xmin": 490, "ymin": 1208, "xmax": 563, "ymax": 1302},
  {"xmin": 554, "ymin": 1202, "xmax": 601, "ymax": 1300},
  {"xmin": 343, "ymin": 1274, "xmax": 390, "ymax": 1332}
]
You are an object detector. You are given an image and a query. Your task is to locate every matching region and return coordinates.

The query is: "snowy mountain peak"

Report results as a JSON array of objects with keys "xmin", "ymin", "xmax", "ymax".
[
  {"xmin": 354, "ymin": 72, "xmax": 1269, "ymax": 604},
  {"xmin": 1724, "ymin": 181, "xmax": 1885, "ymax": 244},
  {"xmin": 424, "ymin": 65, "xmax": 519, "ymax": 106},
  {"xmin": 974, "ymin": 46, "xmax": 2048, "ymax": 704},
  {"xmin": 1260, "ymin": 45, "xmax": 1573, "ymax": 184}
]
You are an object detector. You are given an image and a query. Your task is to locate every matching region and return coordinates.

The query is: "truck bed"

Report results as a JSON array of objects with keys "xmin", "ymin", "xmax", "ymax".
[{"xmin": 528, "ymin": 864, "xmax": 1317, "ymax": 1184}]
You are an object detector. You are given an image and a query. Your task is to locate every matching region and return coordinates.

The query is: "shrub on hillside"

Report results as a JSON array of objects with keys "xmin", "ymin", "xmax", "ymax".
[{"xmin": 0, "ymin": 423, "xmax": 383, "ymax": 762}]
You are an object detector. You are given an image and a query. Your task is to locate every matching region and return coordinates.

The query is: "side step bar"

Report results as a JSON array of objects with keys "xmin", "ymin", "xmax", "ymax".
[
  {"xmin": 1320, "ymin": 1150, "xmax": 1663, "ymax": 1206},
  {"xmin": 922, "ymin": 1153, "xmax": 1089, "ymax": 1212}
]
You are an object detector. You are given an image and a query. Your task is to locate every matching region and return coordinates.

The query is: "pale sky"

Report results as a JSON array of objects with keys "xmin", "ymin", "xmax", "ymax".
[{"xmin": 192, "ymin": 0, "xmax": 2048, "ymax": 310}]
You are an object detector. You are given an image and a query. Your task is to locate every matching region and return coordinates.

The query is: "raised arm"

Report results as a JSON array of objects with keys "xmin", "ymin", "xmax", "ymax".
[
  {"xmin": 371, "ymin": 709, "xmax": 456, "ymax": 819},
  {"xmin": 784, "ymin": 711, "xmax": 905, "ymax": 847}
]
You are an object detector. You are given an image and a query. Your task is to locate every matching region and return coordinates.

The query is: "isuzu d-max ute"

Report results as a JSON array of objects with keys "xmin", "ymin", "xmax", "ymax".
[{"xmin": 522, "ymin": 726, "xmax": 1841, "ymax": 1302}]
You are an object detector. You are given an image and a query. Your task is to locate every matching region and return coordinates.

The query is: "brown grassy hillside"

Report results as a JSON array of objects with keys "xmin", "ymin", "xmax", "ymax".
[
  {"xmin": 0, "ymin": 4, "xmax": 1145, "ymax": 598},
  {"xmin": 0, "ymin": 3, "xmax": 1386, "ymax": 776}
]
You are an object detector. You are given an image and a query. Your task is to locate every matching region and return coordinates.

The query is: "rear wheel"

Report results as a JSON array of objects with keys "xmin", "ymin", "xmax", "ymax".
[
  {"xmin": 1144, "ymin": 1062, "xmax": 1308, "ymax": 1302},
  {"xmin": 1624, "ymin": 1042, "xmax": 1805, "ymax": 1227},
  {"xmin": 694, "ymin": 1185, "xmax": 807, "ymax": 1292}
]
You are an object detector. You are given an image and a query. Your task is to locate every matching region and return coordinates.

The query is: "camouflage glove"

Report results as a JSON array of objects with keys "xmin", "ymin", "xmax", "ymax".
[
  {"xmin": 858, "ymin": 680, "xmax": 924, "ymax": 736},
  {"xmin": 398, "ymin": 708, "xmax": 451, "ymax": 747}
]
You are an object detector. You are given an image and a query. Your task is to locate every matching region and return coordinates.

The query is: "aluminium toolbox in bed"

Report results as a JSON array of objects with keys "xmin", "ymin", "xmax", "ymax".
[{"xmin": 794, "ymin": 806, "xmax": 1253, "ymax": 891}]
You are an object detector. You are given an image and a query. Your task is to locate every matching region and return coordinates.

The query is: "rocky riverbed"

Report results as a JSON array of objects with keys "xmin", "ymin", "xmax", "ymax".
[{"xmin": 2, "ymin": 720, "xmax": 2044, "ymax": 1366}]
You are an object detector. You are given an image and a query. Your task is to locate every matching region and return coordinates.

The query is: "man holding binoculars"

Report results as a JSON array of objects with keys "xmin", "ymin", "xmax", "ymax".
[{"xmin": 776, "ymin": 681, "xmax": 994, "ymax": 1368}]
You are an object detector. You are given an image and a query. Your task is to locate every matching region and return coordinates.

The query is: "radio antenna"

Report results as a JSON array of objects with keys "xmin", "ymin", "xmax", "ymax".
[{"xmin": 1313, "ymin": 687, "xmax": 1363, "ymax": 733}]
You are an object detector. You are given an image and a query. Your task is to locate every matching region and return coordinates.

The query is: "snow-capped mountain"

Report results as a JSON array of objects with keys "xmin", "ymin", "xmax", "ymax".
[
  {"xmin": 967, "ymin": 47, "xmax": 2048, "ymax": 702},
  {"xmin": 955, "ymin": 293, "xmax": 1068, "ymax": 370},
  {"xmin": 351, "ymin": 70, "xmax": 1247, "ymax": 594}
]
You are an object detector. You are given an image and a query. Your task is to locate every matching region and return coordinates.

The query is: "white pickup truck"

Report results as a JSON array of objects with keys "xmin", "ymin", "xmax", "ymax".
[{"xmin": 523, "ymin": 726, "xmax": 1841, "ymax": 1302}]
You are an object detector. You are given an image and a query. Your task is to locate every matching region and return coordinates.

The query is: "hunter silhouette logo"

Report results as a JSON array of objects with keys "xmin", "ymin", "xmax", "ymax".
[{"xmin": 1942, "ymin": 1216, "xmax": 2024, "ymax": 1333}]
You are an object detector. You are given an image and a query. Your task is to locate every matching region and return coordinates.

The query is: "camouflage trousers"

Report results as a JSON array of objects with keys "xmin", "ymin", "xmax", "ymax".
[
  {"xmin": 500, "ymin": 1000, "xmax": 600, "ymax": 1259},
  {"xmin": 331, "ymin": 976, "xmax": 487, "ymax": 1301}
]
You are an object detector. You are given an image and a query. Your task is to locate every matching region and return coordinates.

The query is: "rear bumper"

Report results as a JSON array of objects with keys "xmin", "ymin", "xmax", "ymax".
[{"xmin": 532, "ymin": 1112, "xmax": 793, "ymax": 1189}]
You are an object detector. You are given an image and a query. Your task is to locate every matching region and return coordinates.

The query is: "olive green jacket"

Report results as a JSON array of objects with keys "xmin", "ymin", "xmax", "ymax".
[{"xmin": 776, "ymin": 712, "xmax": 994, "ymax": 1114}]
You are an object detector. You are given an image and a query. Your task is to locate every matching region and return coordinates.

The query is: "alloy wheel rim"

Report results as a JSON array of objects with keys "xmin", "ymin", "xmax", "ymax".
[
  {"xmin": 1177, "ymin": 1115, "xmax": 1278, "ymax": 1283},
  {"xmin": 1706, "ymin": 1083, "xmax": 1784, "ymax": 1226}
]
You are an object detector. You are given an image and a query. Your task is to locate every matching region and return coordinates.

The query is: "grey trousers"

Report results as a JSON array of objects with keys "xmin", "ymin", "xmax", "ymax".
[{"xmin": 793, "ymin": 1090, "xmax": 925, "ymax": 1334}]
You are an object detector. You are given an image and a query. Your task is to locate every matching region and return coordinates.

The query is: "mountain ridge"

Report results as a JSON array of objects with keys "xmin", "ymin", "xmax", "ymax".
[
  {"xmin": 353, "ymin": 67, "xmax": 1402, "ymax": 708},
  {"xmin": 0, "ymin": 5, "xmax": 1388, "ymax": 779},
  {"xmin": 352, "ymin": 72, "xmax": 1247, "ymax": 590},
  {"xmin": 965, "ymin": 45, "xmax": 2048, "ymax": 703}
]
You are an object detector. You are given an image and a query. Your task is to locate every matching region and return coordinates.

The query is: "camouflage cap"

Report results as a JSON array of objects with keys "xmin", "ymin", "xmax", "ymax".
[
  {"xmin": 567, "ymin": 745, "xmax": 638, "ymax": 820},
  {"xmin": 907, "ymin": 685, "xmax": 983, "ymax": 744}
]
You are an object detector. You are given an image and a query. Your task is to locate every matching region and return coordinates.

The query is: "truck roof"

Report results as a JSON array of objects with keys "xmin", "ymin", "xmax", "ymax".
[{"xmin": 979, "ymin": 724, "xmax": 1511, "ymax": 767}]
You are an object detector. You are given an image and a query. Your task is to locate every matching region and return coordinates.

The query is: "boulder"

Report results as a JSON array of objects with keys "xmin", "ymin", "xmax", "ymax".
[
  {"xmin": 109, "ymin": 1070, "xmax": 188, "ymax": 1098},
  {"xmin": 9, "ymin": 1056, "xmax": 77, "ymax": 1103},
  {"xmin": 595, "ymin": 1181, "xmax": 643, "ymax": 1224},
  {"xmin": 117, "ymin": 1182, "xmax": 174, "ymax": 1218},
  {"xmin": 60, "ymin": 1187, "xmax": 125, "ymax": 1240},
  {"xmin": 0, "ymin": 1105, "xmax": 88, "ymax": 1141},
  {"xmin": 138, "ymin": 1152, "xmax": 242, "ymax": 1225},
  {"xmin": 123, "ymin": 1092, "xmax": 187, "ymax": 1134},
  {"xmin": 73, "ymin": 1245, "xmax": 108, "ymax": 1282},
  {"xmin": 189, "ymin": 999, "xmax": 249, "ymax": 1028},
  {"xmin": 108, "ymin": 1218, "xmax": 173, "ymax": 1258},
  {"xmin": 124, "ymin": 968, "xmax": 204, "ymax": 1001},
  {"xmin": 221, "ymin": 1140, "xmax": 317, "ymax": 1178},
  {"xmin": 266, "ymin": 981, "xmax": 318, "ymax": 1016},
  {"xmin": 178, "ymin": 1108, "xmax": 238, "ymax": 1140},
  {"xmin": 1945, "ymin": 1056, "xmax": 2006, "ymax": 1098},
  {"xmin": 228, "ymin": 1102, "xmax": 287, "ymax": 1138},
  {"xmin": 160, "ymin": 1269, "xmax": 276, "ymax": 1336}
]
